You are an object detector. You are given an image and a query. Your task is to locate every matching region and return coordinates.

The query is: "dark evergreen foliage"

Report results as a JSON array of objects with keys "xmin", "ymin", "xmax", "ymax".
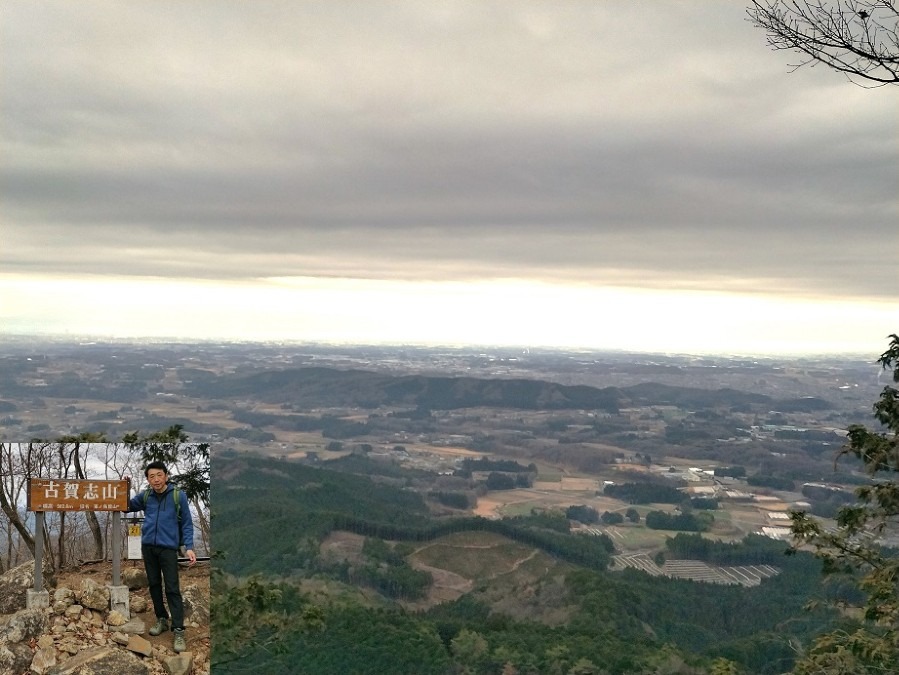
[
  {"xmin": 429, "ymin": 491, "xmax": 471, "ymax": 509},
  {"xmin": 603, "ymin": 481, "xmax": 684, "ymax": 504},
  {"xmin": 460, "ymin": 457, "xmax": 536, "ymax": 473},
  {"xmin": 212, "ymin": 453, "xmax": 847, "ymax": 674},
  {"xmin": 716, "ymin": 465, "xmax": 747, "ymax": 478},
  {"xmin": 485, "ymin": 472, "xmax": 516, "ymax": 490},
  {"xmin": 566, "ymin": 504, "xmax": 599, "ymax": 524},
  {"xmin": 645, "ymin": 510, "xmax": 709, "ymax": 532},
  {"xmin": 747, "ymin": 474, "xmax": 796, "ymax": 490}
]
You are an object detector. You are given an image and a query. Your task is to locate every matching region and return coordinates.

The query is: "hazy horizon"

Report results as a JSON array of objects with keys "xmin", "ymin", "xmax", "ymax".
[{"xmin": 0, "ymin": 328, "xmax": 887, "ymax": 361}]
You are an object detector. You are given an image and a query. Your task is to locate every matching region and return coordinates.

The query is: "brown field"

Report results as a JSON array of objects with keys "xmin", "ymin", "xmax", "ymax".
[
  {"xmin": 754, "ymin": 501, "xmax": 792, "ymax": 511},
  {"xmin": 405, "ymin": 531, "xmax": 561, "ymax": 611},
  {"xmin": 532, "ymin": 481, "xmax": 561, "ymax": 491},
  {"xmin": 559, "ymin": 477, "xmax": 598, "ymax": 491},
  {"xmin": 317, "ymin": 529, "xmax": 565, "ymax": 612},
  {"xmin": 473, "ymin": 497, "xmax": 503, "ymax": 518},
  {"xmin": 319, "ymin": 530, "xmax": 366, "ymax": 563},
  {"xmin": 614, "ymin": 463, "xmax": 653, "ymax": 473},
  {"xmin": 423, "ymin": 445, "xmax": 483, "ymax": 457},
  {"xmin": 602, "ymin": 525, "xmax": 671, "ymax": 550}
]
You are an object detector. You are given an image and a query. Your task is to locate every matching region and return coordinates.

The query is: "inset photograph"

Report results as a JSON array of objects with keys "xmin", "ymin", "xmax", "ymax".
[{"xmin": 0, "ymin": 434, "xmax": 210, "ymax": 674}]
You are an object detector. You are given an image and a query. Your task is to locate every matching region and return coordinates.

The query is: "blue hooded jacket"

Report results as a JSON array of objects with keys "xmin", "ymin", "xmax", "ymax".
[{"xmin": 126, "ymin": 482, "xmax": 194, "ymax": 551}]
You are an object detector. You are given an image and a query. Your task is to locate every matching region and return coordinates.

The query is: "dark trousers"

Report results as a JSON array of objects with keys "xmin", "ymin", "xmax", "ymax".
[{"xmin": 142, "ymin": 544, "xmax": 184, "ymax": 630}]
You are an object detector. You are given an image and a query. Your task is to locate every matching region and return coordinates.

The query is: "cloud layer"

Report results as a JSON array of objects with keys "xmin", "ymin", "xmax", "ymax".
[{"xmin": 2, "ymin": 1, "xmax": 897, "ymax": 346}]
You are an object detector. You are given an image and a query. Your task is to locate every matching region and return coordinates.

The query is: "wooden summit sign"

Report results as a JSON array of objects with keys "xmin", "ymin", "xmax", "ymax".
[{"xmin": 27, "ymin": 478, "xmax": 130, "ymax": 512}]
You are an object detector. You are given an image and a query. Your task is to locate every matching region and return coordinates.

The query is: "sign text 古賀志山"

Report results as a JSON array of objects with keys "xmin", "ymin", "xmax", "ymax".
[{"xmin": 27, "ymin": 479, "xmax": 130, "ymax": 512}]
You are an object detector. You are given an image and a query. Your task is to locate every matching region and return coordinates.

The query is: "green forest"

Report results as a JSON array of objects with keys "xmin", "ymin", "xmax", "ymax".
[{"xmin": 212, "ymin": 453, "xmax": 851, "ymax": 674}]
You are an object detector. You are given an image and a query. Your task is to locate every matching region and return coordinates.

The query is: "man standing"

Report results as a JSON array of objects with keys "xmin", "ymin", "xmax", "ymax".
[{"xmin": 126, "ymin": 461, "xmax": 196, "ymax": 653}]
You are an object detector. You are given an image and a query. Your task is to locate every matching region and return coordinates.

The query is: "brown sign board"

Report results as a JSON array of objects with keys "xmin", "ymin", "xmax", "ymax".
[{"xmin": 27, "ymin": 478, "xmax": 130, "ymax": 512}]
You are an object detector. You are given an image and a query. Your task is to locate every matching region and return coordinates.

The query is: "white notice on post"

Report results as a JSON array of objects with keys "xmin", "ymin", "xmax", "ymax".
[{"xmin": 127, "ymin": 522, "xmax": 142, "ymax": 559}]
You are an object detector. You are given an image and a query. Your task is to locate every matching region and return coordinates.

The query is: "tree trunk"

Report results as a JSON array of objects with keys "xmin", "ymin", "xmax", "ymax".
[
  {"xmin": 43, "ymin": 521, "xmax": 55, "ymax": 572},
  {"xmin": 192, "ymin": 496, "xmax": 210, "ymax": 552},
  {"xmin": 58, "ymin": 512, "xmax": 66, "ymax": 569},
  {"xmin": 72, "ymin": 442, "xmax": 105, "ymax": 559},
  {"xmin": 0, "ymin": 446, "xmax": 35, "ymax": 557}
]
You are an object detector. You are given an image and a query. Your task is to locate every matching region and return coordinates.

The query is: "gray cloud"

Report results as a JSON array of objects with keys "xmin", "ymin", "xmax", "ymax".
[{"xmin": 2, "ymin": 1, "xmax": 897, "ymax": 304}]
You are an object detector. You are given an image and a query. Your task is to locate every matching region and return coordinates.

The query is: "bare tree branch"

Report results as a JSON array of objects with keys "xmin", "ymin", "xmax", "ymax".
[{"xmin": 747, "ymin": 1, "xmax": 899, "ymax": 86}]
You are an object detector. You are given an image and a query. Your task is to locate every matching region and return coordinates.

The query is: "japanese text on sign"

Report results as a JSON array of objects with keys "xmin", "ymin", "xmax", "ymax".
[{"xmin": 27, "ymin": 478, "xmax": 130, "ymax": 512}]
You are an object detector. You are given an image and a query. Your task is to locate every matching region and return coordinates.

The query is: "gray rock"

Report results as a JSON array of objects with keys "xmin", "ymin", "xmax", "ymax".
[
  {"xmin": 0, "ymin": 607, "xmax": 49, "ymax": 644},
  {"xmin": 46, "ymin": 646, "xmax": 149, "ymax": 675},
  {"xmin": 110, "ymin": 632, "xmax": 130, "ymax": 646},
  {"xmin": 162, "ymin": 652, "xmax": 194, "ymax": 675},
  {"xmin": 78, "ymin": 578, "xmax": 110, "ymax": 611},
  {"xmin": 116, "ymin": 617, "xmax": 146, "ymax": 634},
  {"xmin": 121, "ymin": 567, "xmax": 148, "ymax": 589},
  {"xmin": 130, "ymin": 595, "xmax": 148, "ymax": 613},
  {"xmin": 30, "ymin": 645, "xmax": 58, "ymax": 675},
  {"xmin": 58, "ymin": 637, "xmax": 82, "ymax": 655},
  {"xmin": 181, "ymin": 583, "xmax": 209, "ymax": 624},
  {"xmin": 54, "ymin": 587, "xmax": 75, "ymax": 604},
  {"xmin": 0, "ymin": 642, "xmax": 33, "ymax": 675},
  {"xmin": 0, "ymin": 560, "xmax": 55, "ymax": 614},
  {"xmin": 106, "ymin": 610, "xmax": 127, "ymax": 627},
  {"xmin": 64, "ymin": 604, "xmax": 84, "ymax": 619},
  {"xmin": 126, "ymin": 634, "xmax": 152, "ymax": 657}
]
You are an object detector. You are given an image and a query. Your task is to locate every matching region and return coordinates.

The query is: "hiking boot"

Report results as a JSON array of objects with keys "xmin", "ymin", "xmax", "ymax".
[
  {"xmin": 149, "ymin": 617, "xmax": 169, "ymax": 636},
  {"xmin": 173, "ymin": 628, "xmax": 186, "ymax": 653}
]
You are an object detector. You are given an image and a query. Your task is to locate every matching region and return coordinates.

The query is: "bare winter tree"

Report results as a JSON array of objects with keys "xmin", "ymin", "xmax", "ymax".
[
  {"xmin": 1, "ymin": 440, "xmax": 148, "ymax": 572},
  {"xmin": 55, "ymin": 438, "xmax": 106, "ymax": 564},
  {"xmin": 747, "ymin": 1, "xmax": 899, "ymax": 86},
  {"xmin": 0, "ymin": 442, "xmax": 57, "ymax": 568}
]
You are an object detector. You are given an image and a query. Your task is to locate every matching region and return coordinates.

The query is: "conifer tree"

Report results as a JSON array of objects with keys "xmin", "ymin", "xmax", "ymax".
[{"xmin": 790, "ymin": 334, "xmax": 899, "ymax": 673}]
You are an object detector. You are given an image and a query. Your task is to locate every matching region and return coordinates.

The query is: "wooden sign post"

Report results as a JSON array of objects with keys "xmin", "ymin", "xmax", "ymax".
[{"xmin": 26, "ymin": 478, "xmax": 131, "ymax": 612}]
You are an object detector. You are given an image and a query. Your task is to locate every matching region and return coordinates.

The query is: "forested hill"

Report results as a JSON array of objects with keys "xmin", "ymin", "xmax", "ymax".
[
  {"xmin": 213, "ymin": 453, "xmax": 840, "ymax": 675},
  {"xmin": 185, "ymin": 367, "xmax": 622, "ymax": 411},
  {"xmin": 183, "ymin": 366, "xmax": 830, "ymax": 413}
]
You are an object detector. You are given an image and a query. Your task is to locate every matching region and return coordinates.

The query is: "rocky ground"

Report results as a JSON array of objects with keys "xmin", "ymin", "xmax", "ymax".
[{"xmin": 1, "ymin": 558, "xmax": 210, "ymax": 675}]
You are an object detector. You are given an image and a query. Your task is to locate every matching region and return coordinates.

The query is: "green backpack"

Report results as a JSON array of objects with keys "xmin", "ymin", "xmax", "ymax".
[{"xmin": 142, "ymin": 485, "xmax": 183, "ymax": 545}]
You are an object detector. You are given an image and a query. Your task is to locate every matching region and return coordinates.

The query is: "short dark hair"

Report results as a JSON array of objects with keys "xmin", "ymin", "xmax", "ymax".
[{"xmin": 144, "ymin": 461, "xmax": 169, "ymax": 477}]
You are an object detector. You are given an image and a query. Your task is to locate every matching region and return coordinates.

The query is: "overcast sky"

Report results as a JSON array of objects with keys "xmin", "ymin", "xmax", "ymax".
[{"xmin": 2, "ymin": 1, "xmax": 896, "ymax": 355}]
